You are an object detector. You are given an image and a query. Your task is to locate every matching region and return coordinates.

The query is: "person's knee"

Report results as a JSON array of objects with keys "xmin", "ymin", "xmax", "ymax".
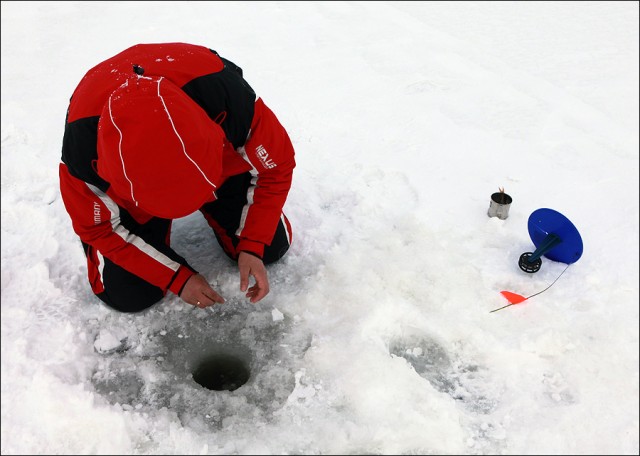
[
  {"xmin": 82, "ymin": 226, "xmax": 172, "ymax": 313},
  {"xmin": 262, "ymin": 216, "xmax": 292, "ymax": 265},
  {"xmin": 98, "ymin": 264, "xmax": 166, "ymax": 313},
  {"xmin": 263, "ymin": 242, "xmax": 290, "ymax": 265},
  {"xmin": 96, "ymin": 289, "xmax": 163, "ymax": 313}
]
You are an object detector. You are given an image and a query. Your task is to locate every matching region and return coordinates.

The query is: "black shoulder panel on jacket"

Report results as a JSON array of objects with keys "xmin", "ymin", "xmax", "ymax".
[
  {"xmin": 181, "ymin": 57, "xmax": 256, "ymax": 149},
  {"xmin": 61, "ymin": 116, "xmax": 110, "ymax": 192}
]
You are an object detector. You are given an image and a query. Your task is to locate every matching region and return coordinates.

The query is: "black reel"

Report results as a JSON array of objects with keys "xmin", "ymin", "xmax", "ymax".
[{"xmin": 519, "ymin": 252, "xmax": 542, "ymax": 273}]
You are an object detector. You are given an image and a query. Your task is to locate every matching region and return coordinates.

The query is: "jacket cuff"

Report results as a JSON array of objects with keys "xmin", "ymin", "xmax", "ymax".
[
  {"xmin": 237, "ymin": 239, "xmax": 265, "ymax": 259},
  {"xmin": 168, "ymin": 265, "xmax": 197, "ymax": 296}
]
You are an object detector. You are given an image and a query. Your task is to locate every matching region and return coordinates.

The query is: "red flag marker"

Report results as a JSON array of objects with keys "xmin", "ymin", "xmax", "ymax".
[
  {"xmin": 500, "ymin": 291, "xmax": 527, "ymax": 304},
  {"xmin": 490, "ymin": 292, "xmax": 527, "ymax": 313}
]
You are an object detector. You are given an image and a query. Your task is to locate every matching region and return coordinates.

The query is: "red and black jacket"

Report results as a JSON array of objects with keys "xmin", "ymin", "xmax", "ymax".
[{"xmin": 59, "ymin": 43, "xmax": 295, "ymax": 296}]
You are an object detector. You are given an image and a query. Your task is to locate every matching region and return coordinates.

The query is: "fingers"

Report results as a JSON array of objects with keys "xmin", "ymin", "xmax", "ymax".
[
  {"xmin": 183, "ymin": 255, "xmax": 272, "ymax": 308},
  {"xmin": 245, "ymin": 284, "xmax": 265, "ymax": 303},
  {"xmin": 237, "ymin": 252, "xmax": 270, "ymax": 303},
  {"xmin": 209, "ymin": 290, "xmax": 226, "ymax": 304},
  {"xmin": 181, "ymin": 273, "xmax": 225, "ymax": 308},
  {"xmin": 239, "ymin": 263, "xmax": 249, "ymax": 293},
  {"xmin": 194, "ymin": 290, "xmax": 225, "ymax": 308},
  {"xmin": 245, "ymin": 267, "xmax": 269, "ymax": 303}
]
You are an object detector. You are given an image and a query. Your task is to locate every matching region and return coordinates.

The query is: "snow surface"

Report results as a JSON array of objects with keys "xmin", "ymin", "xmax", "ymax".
[{"xmin": 1, "ymin": 1, "xmax": 638, "ymax": 454}]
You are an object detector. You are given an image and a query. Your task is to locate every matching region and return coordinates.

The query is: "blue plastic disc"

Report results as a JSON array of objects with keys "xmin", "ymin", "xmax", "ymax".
[{"xmin": 527, "ymin": 208, "xmax": 583, "ymax": 264}]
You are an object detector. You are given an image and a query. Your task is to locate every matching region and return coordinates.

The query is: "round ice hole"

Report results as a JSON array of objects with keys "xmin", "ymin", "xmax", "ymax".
[{"xmin": 192, "ymin": 353, "xmax": 250, "ymax": 391}]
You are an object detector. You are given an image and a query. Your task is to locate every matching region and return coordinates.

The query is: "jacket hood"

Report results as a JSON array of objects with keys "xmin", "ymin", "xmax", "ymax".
[{"xmin": 96, "ymin": 74, "xmax": 223, "ymax": 219}]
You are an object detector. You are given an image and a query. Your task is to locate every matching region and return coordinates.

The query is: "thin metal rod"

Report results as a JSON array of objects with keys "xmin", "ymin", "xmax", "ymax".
[
  {"xmin": 489, "ymin": 303, "xmax": 514, "ymax": 313},
  {"xmin": 525, "ymin": 264, "xmax": 571, "ymax": 300}
]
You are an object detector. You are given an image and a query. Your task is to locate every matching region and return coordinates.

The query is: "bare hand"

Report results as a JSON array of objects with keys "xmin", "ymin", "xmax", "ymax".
[
  {"xmin": 180, "ymin": 273, "xmax": 225, "ymax": 308},
  {"xmin": 238, "ymin": 251, "xmax": 269, "ymax": 303}
]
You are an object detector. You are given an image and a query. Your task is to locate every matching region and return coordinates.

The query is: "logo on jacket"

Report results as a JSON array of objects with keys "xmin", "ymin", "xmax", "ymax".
[
  {"xmin": 93, "ymin": 201, "xmax": 101, "ymax": 225},
  {"xmin": 255, "ymin": 145, "xmax": 277, "ymax": 169}
]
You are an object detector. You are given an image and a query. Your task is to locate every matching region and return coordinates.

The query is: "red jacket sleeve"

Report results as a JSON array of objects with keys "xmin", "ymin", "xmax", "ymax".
[
  {"xmin": 234, "ymin": 98, "xmax": 296, "ymax": 258},
  {"xmin": 59, "ymin": 163, "xmax": 195, "ymax": 295}
]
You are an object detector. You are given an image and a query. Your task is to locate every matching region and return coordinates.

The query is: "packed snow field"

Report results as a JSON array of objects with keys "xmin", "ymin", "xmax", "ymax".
[{"xmin": 1, "ymin": 1, "xmax": 638, "ymax": 454}]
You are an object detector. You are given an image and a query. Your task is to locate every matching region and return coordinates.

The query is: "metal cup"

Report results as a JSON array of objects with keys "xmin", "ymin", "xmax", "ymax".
[{"xmin": 487, "ymin": 192, "xmax": 512, "ymax": 220}]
